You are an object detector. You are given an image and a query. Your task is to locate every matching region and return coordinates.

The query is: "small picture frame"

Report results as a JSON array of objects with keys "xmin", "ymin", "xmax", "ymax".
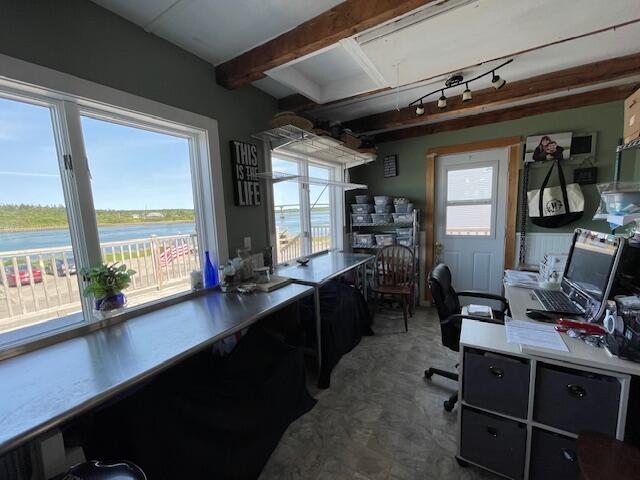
[{"xmin": 383, "ymin": 154, "xmax": 398, "ymax": 178}]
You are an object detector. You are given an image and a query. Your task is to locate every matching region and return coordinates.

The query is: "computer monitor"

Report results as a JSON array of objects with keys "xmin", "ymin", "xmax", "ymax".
[{"xmin": 561, "ymin": 229, "xmax": 624, "ymax": 321}]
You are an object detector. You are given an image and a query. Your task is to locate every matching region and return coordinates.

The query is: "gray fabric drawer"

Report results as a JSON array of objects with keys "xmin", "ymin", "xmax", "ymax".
[
  {"xmin": 534, "ymin": 364, "xmax": 620, "ymax": 435},
  {"xmin": 463, "ymin": 349, "xmax": 530, "ymax": 419},
  {"xmin": 530, "ymin": 429, "xmax": 579, "ymax": 480},
  {"xmin": 460, "ymin": 407, "xmax": 526, "ymax": 480}
]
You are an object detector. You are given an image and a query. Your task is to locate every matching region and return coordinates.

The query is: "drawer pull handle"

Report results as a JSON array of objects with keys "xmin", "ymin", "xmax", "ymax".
[
  {"xmin": 486, "ymin": 426, "xmax": 499, "ymax": 437},
  {"xmin": 488, "ymin": 366, "xmax": 504, "ymax": 378},
  {"xmin": 567, "ymin": 384, "xmax": 587, "ymax": 398},
  {"xmin": 561, "ymin": 448, "xmax": 577, "ymax": 462}
]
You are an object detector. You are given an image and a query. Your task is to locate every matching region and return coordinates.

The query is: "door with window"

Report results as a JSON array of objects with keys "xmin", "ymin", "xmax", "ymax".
[
  {"xmin": 271, "ymin": 155, "xmax": 340, "ymax": 263},
  {"xmin": 434, "ymin": 148, "xmax": 508, "ymax": 295}
]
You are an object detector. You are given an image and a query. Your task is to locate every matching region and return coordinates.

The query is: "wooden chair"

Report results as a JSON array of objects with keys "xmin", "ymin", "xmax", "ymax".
[{"xmin": 371, "ymin": 245, "xmax": 416, "ymax": 332}]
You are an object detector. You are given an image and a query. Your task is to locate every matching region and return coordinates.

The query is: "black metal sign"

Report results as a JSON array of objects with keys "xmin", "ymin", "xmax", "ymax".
[{"xmin": 230, "ymin": 140, "xmax": 261, "ymax": 206}]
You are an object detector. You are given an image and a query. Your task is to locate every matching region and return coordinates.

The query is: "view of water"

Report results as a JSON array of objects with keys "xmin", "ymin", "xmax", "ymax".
[
  {"xmin": 275, "ymin": 210, "xmax": 330, "ymax": 235},
  {"xmin": 0, "ymin": 222, "xmax": 196, "ymax": 253},
  {"xmin": 0, "ymin": 211, "xmax": 331, "ymax": 254}
]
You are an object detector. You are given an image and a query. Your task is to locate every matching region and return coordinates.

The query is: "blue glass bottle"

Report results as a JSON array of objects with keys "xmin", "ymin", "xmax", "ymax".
[{"xmin": 204, "ymin": 250, "xmax": 219, "ymax": 288}]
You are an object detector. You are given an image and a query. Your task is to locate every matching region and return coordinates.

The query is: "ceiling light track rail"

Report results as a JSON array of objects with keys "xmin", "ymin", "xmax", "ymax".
[{"xmin": 410, "ymin": 58, "xmax": 513, "ymax": 114}]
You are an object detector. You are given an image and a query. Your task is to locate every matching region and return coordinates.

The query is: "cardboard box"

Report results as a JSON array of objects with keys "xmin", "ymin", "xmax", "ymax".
[{"xmin": 624, "ymin": 87, "xmax": 640, "ymax": 144}]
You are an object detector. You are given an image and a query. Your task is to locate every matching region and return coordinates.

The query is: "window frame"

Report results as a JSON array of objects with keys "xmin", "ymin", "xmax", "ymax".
[
  {"xmin": 266, "ymin": 150, "xmax": 344, "ymax": 264},
  {"xmin": 0, "ymin": 53, "xmax": 227, "ymax": 353}
]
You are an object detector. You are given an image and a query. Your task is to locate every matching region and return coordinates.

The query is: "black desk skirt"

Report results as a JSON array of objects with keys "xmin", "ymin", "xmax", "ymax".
[{"xmin": 84, "ymin": 324, "xmax": 316, "ymax": 480}]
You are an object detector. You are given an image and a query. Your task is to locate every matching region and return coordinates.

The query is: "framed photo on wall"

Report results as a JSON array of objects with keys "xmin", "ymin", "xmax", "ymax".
[{"xmin": 524, "ymin": 132, "xmax": 572, "ymax": 163}]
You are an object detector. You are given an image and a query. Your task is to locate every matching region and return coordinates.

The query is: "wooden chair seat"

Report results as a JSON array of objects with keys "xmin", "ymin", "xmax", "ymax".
[{"xmin": 371, "ymin": 284, "xmax": 411, "ymax": 295}]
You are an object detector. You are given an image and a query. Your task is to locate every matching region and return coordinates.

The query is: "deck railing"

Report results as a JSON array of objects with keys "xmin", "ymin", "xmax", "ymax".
[
  {"xmin": 0, "ymin": 233, "xmax": 198, "ymax": 331},
  {"xmin": 276, "ymin": 225, "xmax": 331, "ymax": 263}
]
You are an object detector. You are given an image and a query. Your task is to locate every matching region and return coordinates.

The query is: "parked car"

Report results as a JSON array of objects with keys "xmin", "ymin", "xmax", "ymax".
[
  {"xmin": 3, "ymin": 265, "xmax": 43, "ymax": 287},
  {"xmin": 45, "ymin": 258, "xmax": 77, "ymax": 277}
]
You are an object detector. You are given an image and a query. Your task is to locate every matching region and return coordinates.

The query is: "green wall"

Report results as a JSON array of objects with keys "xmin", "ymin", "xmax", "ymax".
[
  {"xmin": 0, "ymin": 0, "xmax": 277, "ymax": 256},
  {"xmin": 350, "ymin": 101, "xmax": 639, "ymax": 233}
]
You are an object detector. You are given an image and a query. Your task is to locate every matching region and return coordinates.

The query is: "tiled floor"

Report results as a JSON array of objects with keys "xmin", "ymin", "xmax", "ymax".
[{"xmin": 259, "ymin": 306, "xmax": 497, "ymax": 480}]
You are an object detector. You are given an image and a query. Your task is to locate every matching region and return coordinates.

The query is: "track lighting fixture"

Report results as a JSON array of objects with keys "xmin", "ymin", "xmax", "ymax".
[
  {"xmin": 437, "ymin": 91, "xmax": 447, "ymax": 109},
  {"xmin": 462, "ymin": 83, "xmax": 472, "ymax": 102},
  {"xmin": 409, "ymin": 59, "xmax": 512, "ymax": 115},
  {"xmin": 491, "ymin": 71, "xmax": 506, "ymax": 90}
]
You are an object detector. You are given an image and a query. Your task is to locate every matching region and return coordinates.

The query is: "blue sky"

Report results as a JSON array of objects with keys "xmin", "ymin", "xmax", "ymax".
[
  {"xmin": 0, "ymin": 95, "xmax": 328, "ymax": 214},
  {"xmin": 0, "ymin": 96, "xmax": 194, "ymax": 210}
]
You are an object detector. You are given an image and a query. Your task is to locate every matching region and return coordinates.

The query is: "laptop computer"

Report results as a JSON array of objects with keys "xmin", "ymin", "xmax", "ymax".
[{"xmin": 533, "ymin": 229, "xmax": 624, "ymax": 321}]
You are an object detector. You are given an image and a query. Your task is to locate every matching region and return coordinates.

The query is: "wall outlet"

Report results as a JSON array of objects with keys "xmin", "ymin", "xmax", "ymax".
[{"xmin": 244, "ymin": 236, "xmax": 251, "ymax": 250}]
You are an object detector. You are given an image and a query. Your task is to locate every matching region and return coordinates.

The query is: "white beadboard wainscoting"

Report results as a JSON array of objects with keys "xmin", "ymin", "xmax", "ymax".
[{"xmin": 515, "ymin": 232, "xmax": 573, "ymax": 268}]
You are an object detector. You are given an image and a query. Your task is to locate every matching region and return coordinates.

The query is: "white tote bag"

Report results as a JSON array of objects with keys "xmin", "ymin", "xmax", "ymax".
[{"xmin": 527, "ymin": 160, "xmax": 584, "ymax": 228}]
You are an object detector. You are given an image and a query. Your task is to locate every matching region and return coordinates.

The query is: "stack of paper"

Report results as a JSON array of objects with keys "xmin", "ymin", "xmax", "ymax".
[
  {"xmin": 467, "ymin": 304, "xmax": 492, "ymax": 317},
  {"xmin": 504, "ymin": 269, "xmax": 539, "ymax": 288},
  {"xmin": 505, "ymin": 317, "xmax": 568, "ymax": 352}
]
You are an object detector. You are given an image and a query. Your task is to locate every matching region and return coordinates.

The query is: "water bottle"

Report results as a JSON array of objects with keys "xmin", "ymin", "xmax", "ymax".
[{"xmin": 204, "ymin": 250, "xmax": 218, "ymax": 288}]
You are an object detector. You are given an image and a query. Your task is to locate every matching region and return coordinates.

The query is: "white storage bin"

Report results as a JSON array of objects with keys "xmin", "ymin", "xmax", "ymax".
[
  {"xmin": 353, "ymin": 233, "xmax": 374, "ymax": 247},
  {"xmin": 392, "ymin": 213, "xmax": 413, "ymax": 223},
  {"xmin": 351, "ymin": 213, "xmax": 372, "ymax": 224},
  {"xmin": 373, "ymin": 195, "xmax": 392, "ymax": 205},
  {"xmin": 371, "ymin": 213, "xmax": 392, "ymax": 224},
  {"xmin": 351, "ymin": 204, "xmax": 373, "ymax": 214},
  {"xmin": 374, "ymin": 234, "xmax": 396, "ymax": 246}
]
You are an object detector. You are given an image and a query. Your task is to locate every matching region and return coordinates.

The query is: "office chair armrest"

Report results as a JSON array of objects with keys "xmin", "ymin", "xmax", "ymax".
[
  {"xmin": 447, "ymin": 313, "xmax": 504, "ymax": 326},
  {"xmin": 457, "ymin": 290, "xmax": 509, "ymax": 311}
]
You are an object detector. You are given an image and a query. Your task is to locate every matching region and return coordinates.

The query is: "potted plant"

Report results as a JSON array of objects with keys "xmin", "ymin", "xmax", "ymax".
[{"xmin": 81, "ymin": 263, "xmax": 136, "ymax": 312}]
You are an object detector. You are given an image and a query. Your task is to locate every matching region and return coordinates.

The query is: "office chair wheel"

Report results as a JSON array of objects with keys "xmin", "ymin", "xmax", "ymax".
[
  {"xmin": 444, "ymin": 399, "xmax": 455, "ymax": 412},
  {"xmin": 455, "ymin": 457, "xmax": 469, "ymax": 467},
  {"xmin": 424, "ymin": 369, "xmax": 434, "ymax": 379}
]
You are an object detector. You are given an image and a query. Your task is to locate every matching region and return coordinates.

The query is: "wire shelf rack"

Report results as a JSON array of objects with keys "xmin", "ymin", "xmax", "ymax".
[{"xmin": 252, "ymin": 124, "xmax": 376, "ymax": 168}]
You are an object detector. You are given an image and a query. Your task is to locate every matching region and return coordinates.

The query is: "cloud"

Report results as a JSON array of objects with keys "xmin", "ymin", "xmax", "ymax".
[{"xmin": 0, "ymin": 170, "xmax": 59, "ymax": 178}]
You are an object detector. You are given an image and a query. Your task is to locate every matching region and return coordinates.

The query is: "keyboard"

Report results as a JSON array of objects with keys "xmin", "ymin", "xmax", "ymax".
[{"xmin": 533, "ymin": 289, "xmax": 583, "ymax": 315}]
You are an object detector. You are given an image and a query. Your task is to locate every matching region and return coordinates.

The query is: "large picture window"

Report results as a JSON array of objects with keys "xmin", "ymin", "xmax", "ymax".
[
  {"xmin": 270, "ymin": 154, "xmax": 342, "ymax": 263},
  {"xmin": 0, "ymin": 72, "xmax": 224, "ymax": 348}
]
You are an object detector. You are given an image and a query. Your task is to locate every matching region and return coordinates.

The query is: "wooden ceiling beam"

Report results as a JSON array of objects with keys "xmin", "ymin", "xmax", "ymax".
[
  {"xmin": 215, "ymin": 0, "xmax": 439, "ymax": 89},
  {"xmin": 345, "ymin": 53, "xmax": 640, "ymax": 133},
  {"xmin": 373, "ymin": 84, "xmax": 638, "ymax": 143}
]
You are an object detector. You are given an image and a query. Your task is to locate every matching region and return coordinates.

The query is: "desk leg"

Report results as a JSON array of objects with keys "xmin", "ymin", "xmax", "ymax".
[
  {"xmin": 361, "ymin": 263, "xmax": 367, "ymax": 301},
  {"xmin": 314, "ymin": 286, "xmax": 322, "ymax": 374}
]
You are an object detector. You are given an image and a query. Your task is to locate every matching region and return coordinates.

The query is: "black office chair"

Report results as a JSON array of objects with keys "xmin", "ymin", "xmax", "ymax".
[{"xmin": 425, "ymin": 263, "xmax": 509, "ymax": 412}]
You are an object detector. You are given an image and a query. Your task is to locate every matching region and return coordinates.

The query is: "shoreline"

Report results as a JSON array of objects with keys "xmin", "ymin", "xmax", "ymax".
[{"xmin": 0, "ymin": 220, "xmax": 196, "ymax": 233}]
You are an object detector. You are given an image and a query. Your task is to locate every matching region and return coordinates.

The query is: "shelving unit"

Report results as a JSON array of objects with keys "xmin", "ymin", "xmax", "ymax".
[
  {"xmin": 252, "ymin": 124, "xmax": 376, "ymax": 168},
  {"xmin": 350, "ymin": 208, "xmax": 421, "ymax": 304}
]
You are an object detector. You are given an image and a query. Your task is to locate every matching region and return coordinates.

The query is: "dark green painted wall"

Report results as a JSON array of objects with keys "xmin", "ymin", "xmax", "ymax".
[
  {"xmin": 350, "ymin": 101, "xmax": 639, "ymax": 233},
  {"xmin": 0, "ymin": 0, "xmax": 277, "ymax": 255}
]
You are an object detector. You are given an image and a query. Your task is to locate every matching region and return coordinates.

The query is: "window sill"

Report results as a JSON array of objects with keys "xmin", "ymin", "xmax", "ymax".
[{"xmin": 0, "ymin": 288, "xmax": 206, "ymax": 361}]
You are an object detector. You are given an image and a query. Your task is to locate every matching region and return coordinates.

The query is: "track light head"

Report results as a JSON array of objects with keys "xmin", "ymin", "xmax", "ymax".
[
  {"xmin": 491, "ymin": 72, "xmax": 506, "ymax": 90},
  {"xmin": 437, "ymin": 91, "xmax": 447, "ymax": 109},
  {"xmin": 416, "ymin": 101, "xmax": 425, "ymax": 116},
  {"xmin": 462, "ymin": 83, "xmax": 472, "ymax": 102}
]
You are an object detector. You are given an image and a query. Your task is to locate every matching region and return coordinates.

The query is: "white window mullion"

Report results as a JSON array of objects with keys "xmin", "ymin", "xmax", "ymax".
[
  {"xmin": 299, "ymin": 159, "xmax": 312, "ymax": 256},
  {"xmin": 50, "ymin": 101, "xmax": 101, "ymax": 318}
]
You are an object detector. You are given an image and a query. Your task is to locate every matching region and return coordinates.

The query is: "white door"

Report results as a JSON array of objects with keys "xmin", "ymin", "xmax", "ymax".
[{"xmin": 434, "ymin": 148, "xmax": 508, "ymax": 295}]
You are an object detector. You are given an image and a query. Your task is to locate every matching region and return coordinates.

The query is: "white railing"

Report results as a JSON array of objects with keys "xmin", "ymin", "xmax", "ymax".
[
  {"xmin": 276, "ymin": 225, "xmax": 331, "ymax": 263},
  {"xmin": 0, "ymin": 233, "xmax": 198, "ymax": 332}
]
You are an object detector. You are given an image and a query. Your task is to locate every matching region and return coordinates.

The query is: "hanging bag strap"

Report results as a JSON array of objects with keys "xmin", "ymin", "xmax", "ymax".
[{"xmin": 537, "ymin": 159, "xmax": 571, "ymax": 217}]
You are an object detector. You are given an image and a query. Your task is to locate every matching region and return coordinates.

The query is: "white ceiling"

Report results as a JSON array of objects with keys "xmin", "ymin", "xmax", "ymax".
[
  {"xmin": 311, "ymin": 21, "xmax": 640, "ymax": 124},
  {"xmin": 92, "ymin": 0, "xmax": 640, "ymax": 128},
  {"xmin": 91, "ymin": 0, "xmax": 343, "ymax": 65}
]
